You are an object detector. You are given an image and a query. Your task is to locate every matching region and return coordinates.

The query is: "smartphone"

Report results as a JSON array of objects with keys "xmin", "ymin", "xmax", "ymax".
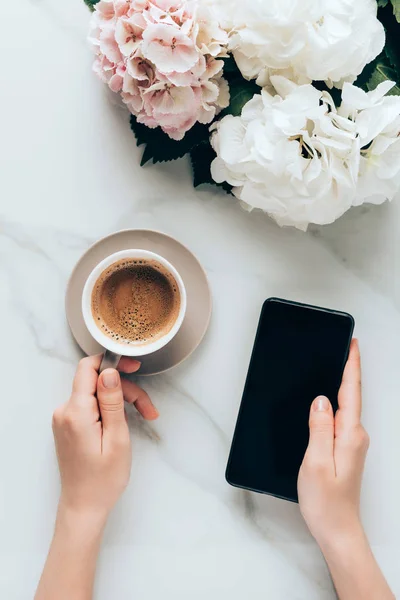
[{"xmin": 226, "ymin": 298, "xmax": 354, "ymax": 503}]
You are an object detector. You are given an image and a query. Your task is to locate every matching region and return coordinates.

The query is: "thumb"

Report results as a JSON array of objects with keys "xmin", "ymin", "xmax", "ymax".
[
  {"xmin": 306, "ymin": 396, "xmax": 335, "ymax": 464},
  {"xmin": 97, "ymin": 369, "xmax": 126, "ymax": 431}
]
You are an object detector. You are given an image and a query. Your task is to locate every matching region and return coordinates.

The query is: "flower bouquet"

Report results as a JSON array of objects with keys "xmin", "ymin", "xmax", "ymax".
[{"xmin": 85, "ymin": 0, "xmax": 400, "ymax": 230}]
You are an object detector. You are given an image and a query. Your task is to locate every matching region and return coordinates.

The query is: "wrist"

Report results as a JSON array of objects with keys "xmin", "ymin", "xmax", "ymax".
[
  {"xmin": 317, "ymin": 520, "xmax": 367, "ymax": 560},
  {"xmin": 57, "ymin": 499, "xmax": 109, "ymax": 538}
]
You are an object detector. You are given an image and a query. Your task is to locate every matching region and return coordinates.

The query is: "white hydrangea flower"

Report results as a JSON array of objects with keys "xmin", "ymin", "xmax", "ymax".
[
  {"xmin": 211, "ymin": 78, "xmax": 400, "ymax": 230},
  {"xmin": 339, "ymin": 81, "xmax": 400, "ymax": 205},
  {"xmin": 211, "ymin": 76, "xmax": 361, "ymax": 230},
  {"xmin": 209, "ymin": 0, "xmax": 384, "ymax": 88}
]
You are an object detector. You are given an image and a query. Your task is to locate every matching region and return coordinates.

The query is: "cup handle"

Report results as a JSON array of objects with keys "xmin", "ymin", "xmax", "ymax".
[{"xmin": 99, "ymin": 350, "xmax": 121, "ymax": 373}]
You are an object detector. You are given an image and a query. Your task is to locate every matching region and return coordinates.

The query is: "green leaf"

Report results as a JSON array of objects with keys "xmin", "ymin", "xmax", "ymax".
[
  {"xmin": 189, "ymin": 142, "xmax": 232, "ymax": 193},
  {"xmin": 130, "ymin": 116, "xmax": 210, "ymax": 165},
  {"xmin": 190, "ymin": 142, "xmax": 216, "ymax": 187},
  {"xmin": 355, "ymin": 58, "xmax": 380, "ymax": 90},
  {"xmin": 384, "ymin": 39, "xmax": 400, "ymax": 79},
  {"xmin": 390, "ymin": 0, "xmax": 400, "ymax": 21},
  {"xmin": 221, "ymin": 77, "xmax": 260, "ymax": 118},
  {"xmin": 366, "ymin": 55, "xmax": 400, "ymax": 94},
  {"xmin": 230, "ymin": 80, "xmax": 260, "ymax": 116},
  {"xmin": 83, "ymin": 0, "xmax": 99, "ymax": 11},
  {"xmin": 216, "ymin": 56, "xmax": 261, "ymax": 118},
  {"xmin": 221, "ymin": 56, "xmax": 241, "ymax": 74},
  {"xmin": 377, "ymin": 2, "xmax": 400, "ymax": 78},
  {"xmin": 377, "ymin": 0, "xmax": 389, "ymax": 6}
]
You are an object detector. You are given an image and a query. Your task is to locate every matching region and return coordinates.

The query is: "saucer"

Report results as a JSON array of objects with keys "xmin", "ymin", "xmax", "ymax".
[{"xmin": 66, "ymin": 229, "xmax": 212, "ymax": 376}]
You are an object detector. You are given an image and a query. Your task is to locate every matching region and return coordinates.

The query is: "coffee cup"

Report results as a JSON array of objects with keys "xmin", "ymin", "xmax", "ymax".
[{"xmin": 82, "ymin": 249, "xmax": 187, "ymax": 370}]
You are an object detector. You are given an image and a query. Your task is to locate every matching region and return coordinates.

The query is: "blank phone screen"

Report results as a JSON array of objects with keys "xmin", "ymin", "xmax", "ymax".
[{"xmin": 226, "ymin": 298, "xmax": 354, "ymax": 502}]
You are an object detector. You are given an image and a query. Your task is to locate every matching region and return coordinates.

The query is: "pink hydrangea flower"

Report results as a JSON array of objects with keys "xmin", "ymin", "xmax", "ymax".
[
  {"xmin": 141, "ymin": 23, "xmax": 199, "ymax": 73},
  {"xmin": 90, "ymin": 0, "xmax": 229, "ymax": 140}
]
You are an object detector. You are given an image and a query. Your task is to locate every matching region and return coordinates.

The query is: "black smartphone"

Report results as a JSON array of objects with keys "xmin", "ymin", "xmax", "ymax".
[{"xmin": 226, "ymin": 297, "xmax": 354, "ymax": 503}]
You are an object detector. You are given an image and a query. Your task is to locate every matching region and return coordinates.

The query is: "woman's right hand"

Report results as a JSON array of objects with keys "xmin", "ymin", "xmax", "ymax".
[
  {"xmin": 298, "ymin": 339, "xmax": 369, "ymax": 547},
  {"xmin": 298, "ymin": 340, "xmax": 394, "ymax": 600}
]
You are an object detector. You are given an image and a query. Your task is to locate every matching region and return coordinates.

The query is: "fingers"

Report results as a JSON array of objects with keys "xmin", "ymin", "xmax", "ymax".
[
  {"xmin": 337, "ymin": 339, "xmax": 362, "ymax": 427},
  {"xmin": 72, "ymin": 355, "xmax": 141, "ymax": 396},
  {"xmin": 304, "ymin": 396, "xmax": 335, "ymax": 469},
  {"xmin": 97, "ymin": 369, "xmax": 127, "ymax": 432},
  {"xmin": 122, "ymin": 378, "xmax": 159, "ymax": 421},
  {"xmin": 118, "ymin": 357, "xmax": 141, "ymax": 374},
  {"xmin": 72, "ymin": 355, "xmax": 103, "ymax": 396},
  {"xmin": 71, "ymin": 355, "xmax": 155, "ymax": 423},
  {"xmin": 72, "ymin": 354, "xmax": 141, "ymax": 394}
]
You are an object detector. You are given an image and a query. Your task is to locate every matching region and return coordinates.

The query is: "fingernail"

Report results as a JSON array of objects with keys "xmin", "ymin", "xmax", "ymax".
[
  {"xmin": 151, "ymin": 406, "xmax": 160, "ymax": 420},
  {"xmin": 102, "ymin": 369, "xmax": 118, "ymax": 389},
  {"xmin": 313, "ymin": 396, "xmax": 329, "ymax": 411}
]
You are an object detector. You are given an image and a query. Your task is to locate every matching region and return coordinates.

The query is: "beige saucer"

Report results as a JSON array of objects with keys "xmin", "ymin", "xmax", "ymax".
[{"xmin": 66, "ymin": 230, "xmax": 212, "ymax": 376}]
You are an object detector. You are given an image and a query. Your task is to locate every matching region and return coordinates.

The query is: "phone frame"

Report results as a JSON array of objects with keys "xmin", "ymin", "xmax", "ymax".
[{"xmin": 225, "ymin": 297, "xmax": 355, "ymax": 502}]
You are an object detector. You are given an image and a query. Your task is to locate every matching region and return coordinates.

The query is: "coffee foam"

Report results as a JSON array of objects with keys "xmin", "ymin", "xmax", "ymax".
[{"xmin": 91, "ymin": 258, "xmax": 181, "ymax": 346}]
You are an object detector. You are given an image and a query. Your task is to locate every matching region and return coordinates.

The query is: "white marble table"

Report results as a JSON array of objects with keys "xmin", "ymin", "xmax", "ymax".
[{"xmin": 1, "ymin": 2, "xmax": 400, "ymax": 599}]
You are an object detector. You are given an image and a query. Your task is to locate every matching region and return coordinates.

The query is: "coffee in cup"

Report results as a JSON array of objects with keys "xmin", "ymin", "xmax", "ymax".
[
  {"xmin": 82, "ymin": 249, "xmax": 187, "ymax": 360},
  {"xmin": 91, "ymin": 258, "xmax": 181, "ymax": 346}
]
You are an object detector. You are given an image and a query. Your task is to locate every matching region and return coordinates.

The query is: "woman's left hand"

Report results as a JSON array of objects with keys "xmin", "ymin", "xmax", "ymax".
[
  {"xmin": 52, "ymin": 355, "xmax": 158, "ymax": 520},
  {"xmin": 35, "ymin": 355, "xmax": 159, "ymax": 600}
]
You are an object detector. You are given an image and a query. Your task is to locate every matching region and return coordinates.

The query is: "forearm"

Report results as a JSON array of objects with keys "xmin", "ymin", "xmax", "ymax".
[
  {"xmin": 35, "ymin": 502, "xmax": 106, "ymax": 600},
  {"xmin": 319, "ymin": 525, "xmax": 394, "ymax": 600}
]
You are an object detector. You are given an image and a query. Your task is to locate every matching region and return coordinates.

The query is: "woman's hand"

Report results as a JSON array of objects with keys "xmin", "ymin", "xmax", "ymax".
[
  {"xmin": 298, "ymin": 339, "xmax": 368, "ymax": 546},
  {"xmin": 298, "ymin": 340, "xmax": 394, "ymax": 600},
  {"xmin": 53, "ymin": 355, "xmax": 158, "ymax": 520},
  {"xmin": 35, "ymin": 355, "xmax": 158, "ymax": 600}
]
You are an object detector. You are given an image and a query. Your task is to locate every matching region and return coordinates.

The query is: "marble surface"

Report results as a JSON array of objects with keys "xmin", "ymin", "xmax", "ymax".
[{"xmin": 1, "ymin": 2, "xmax": 400, "ymax": 599}]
